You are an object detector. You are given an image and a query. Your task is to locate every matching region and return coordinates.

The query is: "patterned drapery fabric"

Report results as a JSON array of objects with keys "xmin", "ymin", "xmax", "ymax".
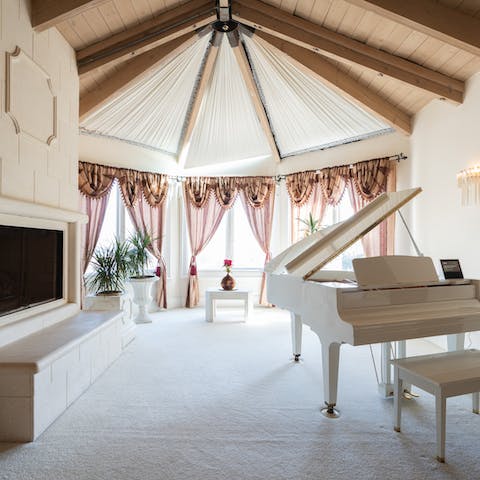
[
  {"xmin": 79, "ymin": 162, "xmax": 170, "ymax": 307},
  {"xmin": 318, "ymin": 166, "xmax": 350, "ymax": 206},
  {"xmin": 183, "ymin": 176, "xmax": 213, "ymax": 209},
  {"xmin": 241, "ymin": 177, "xmax": 275, "ymax": 209},
  {"xmin": 285, "ymin": 158, "xmax": 393, "ymax": 207},
  {"xmin": 78, "ymin": 162, "xmax": 115, "ymax": 198},
  {"xmin": 118, "ymin": 168, "xmax": 141, "ymax": 208},
  {"xmin": 214, "ymin": 176, "xmax": 239, "ymax": 209},
  {"xmin": 350, "ymin": 158, "xmax": 390, "ymax": 201},
  {"xmin": 142, "ymin": 172, "xmax": 169, "ymax": 208},
  {"xmin": 285, "ymin": 157, "xmax": 396, "ymax": 255},
  {"xmin": 285, "ymin": 171, "xmax": 317, "ymax": 208}
]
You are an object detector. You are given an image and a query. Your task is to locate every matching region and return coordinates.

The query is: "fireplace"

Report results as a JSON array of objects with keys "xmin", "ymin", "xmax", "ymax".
[
  {"xmin": 0, "ymin": 196, "xmax": 85, "ymax": 343},
  {"xmin": 0, "ymin": 225, "xmax": 64, "ymax": 317}
]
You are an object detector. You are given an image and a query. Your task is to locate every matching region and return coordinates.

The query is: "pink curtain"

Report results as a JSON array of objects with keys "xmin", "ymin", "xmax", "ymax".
[
  {"xmin": 184, "ymin": 185, "xmax": 227, "ymax": 308},
  {"xmin": 347, "ymin": 159, "xmax": 396, "ymax": 257},
  {"xmin": 125, "ymin": 194, "xmax": 168, "ymax": 308},
  {"xmin": 80, "ymin": 193, "xmax": 111, "ymax": 276},
  {"xmin": 78, "ymin": 162, "xmax": 116, "ymax": 279},
  {"xmin": 118, "ymin": 170, "xmax": 169, "ymax": 308},
  {"xmin": 239, "ymin": 182, "xmax": 276, "ymax": 306}
]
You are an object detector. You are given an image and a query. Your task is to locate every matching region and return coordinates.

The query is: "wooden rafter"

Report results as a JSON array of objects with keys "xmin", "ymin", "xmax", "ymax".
[
  {"xmin": 344, "ymin": 0, "xmax": 480, "ymax": 58},
  {"xmin": 254, "ymin": 31, "xmax": 411, "ymax": 134},
  {"xmin": 228, "ymin": 30, "xmax": 281, "ymax": 163},
  {"xmin": 231, "ymin": 0, "xmax": 464, "ymax": 104},
  {"xmin": 31, "ymin": 0, "xmax": 109, "ymax": 32},
  {"xmin": 80, "ymin": 33, "xmax": 199, "ymax": 122},
  {"xmin": 178, "ymin": 32, "xmax": 221, "ymax": 167},
  {"xmin": 77, "ymin": 0, "xmax": 216, "ymax": 75}
]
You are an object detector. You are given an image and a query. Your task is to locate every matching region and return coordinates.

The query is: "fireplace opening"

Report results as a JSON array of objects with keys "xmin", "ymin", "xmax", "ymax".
[{"xmin": 0, "ymin": 225, "xmax": 63, "ymax": 317}]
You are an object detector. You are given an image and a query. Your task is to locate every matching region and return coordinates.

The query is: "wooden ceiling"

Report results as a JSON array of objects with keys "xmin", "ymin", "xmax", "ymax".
[{"xmin": 31, "ymin": 0, "xmax": 480, "ymax": 139}]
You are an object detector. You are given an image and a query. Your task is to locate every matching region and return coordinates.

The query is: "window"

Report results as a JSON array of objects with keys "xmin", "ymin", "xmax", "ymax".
[
  {"xmin": 87, "ymin": 181, "xmax": 158, "ymax": 274},
  {"xmin": 196, "ymin": 201, "xmax": 264, "ymax": 271},
  {"xmin": 95, "ymin": 182, "xmax": 119, "ymax": 250},
  {"xmin": 291, "ymin": 193, "xmax": 364, "ymax": 271}
]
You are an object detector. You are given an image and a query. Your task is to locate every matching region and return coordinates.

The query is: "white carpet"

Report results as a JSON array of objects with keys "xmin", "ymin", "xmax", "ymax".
[{"xmin": 1, "ymin": 307, "xmax": 479, "ymax": 479}]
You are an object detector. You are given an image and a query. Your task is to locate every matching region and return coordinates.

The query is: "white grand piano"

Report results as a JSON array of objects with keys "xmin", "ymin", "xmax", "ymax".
[{"xmin": 266, "ymin": 187, "xmax": 480, "ymax": 417}]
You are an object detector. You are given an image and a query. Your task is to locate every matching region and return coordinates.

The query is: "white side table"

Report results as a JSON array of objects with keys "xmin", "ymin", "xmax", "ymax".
[
  {"xmin": 205, "ymin": 288, "xmax": 253, "ymax": 322},
  {"xmin": 392, "ymin": 349, "xmax": 480, "ymax": 463}
]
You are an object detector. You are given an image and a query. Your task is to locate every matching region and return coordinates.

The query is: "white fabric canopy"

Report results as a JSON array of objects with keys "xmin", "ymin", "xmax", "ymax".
[
  {"xmin": 80, "ymin": 29, "xmax": 394, "ymax": 169},
  {"xmin": 184, "ymin": 35, "xmax": 271, "ymax": 168},
  {"xmin": 242, "ymin": 32, "xmax": 392, "ymax": 157},
  {"xmin": 81, "ymin": 33, "xmax": 212, "ymax": 156}
]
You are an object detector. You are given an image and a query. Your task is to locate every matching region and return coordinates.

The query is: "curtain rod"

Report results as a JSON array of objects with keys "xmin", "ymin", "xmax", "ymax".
[{"xmin": 167, "ymin": 153, "xmax": 408, "ymax": 183}]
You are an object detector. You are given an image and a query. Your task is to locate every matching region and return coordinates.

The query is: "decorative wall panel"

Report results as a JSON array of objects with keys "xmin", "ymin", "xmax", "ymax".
[{"xmin": 5, "ymin": 46, "xmax": 57, "ymax": 145}]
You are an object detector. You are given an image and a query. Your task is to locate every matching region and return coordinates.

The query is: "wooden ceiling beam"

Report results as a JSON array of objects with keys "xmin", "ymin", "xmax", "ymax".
[
  {"xmin": 344, "ymin": 0, "xmax": 480, "ymax": 57},
  {"xmin": 253, "ymin": 31, "xmax": 412, "ymax": 135},
  {"xmin": 228, "ymin": 30, "xmax": 281, "ymax": 163},
  {"xmin": 31, "ymin": 0, "xmax": 109, "ymax": 32},
  {"xmin": 79, "ymin": 33, "xmax": 199, "ymax": 122},
  {"xmin": 77, "ymin": 0, "xmax": 216, "ymax": 75},
  {"xmin": 232, "ymin": 0, "xmax": 464, "ymax": 103},
  {"xmin": 178, "ymin": 32, "xmax": 221, "ymax": 167}
]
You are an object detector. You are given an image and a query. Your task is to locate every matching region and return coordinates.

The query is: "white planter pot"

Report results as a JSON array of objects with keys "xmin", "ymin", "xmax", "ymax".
[{"xmin": 129, "ymin": 277, "xmax": 156, "ymax": 324}]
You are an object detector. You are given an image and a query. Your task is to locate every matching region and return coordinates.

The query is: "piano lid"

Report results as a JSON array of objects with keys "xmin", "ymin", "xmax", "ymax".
[{"xmin": 265, "ymin": 187, "xmax": 422, "ymax": 280}]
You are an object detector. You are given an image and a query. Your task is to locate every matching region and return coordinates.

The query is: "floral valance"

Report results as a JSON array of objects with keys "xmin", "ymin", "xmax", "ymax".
[
  {"xmin": 79, "ymin": 162, "xmax": 169, "ymax": 208},
  {"xmin": 78, "ymin": 162, "xmax": 116, "ymax": 199},
  {"xmin": 183, "ymin": 177, "xmax": 214, "ymax": 209},
  {"xmin": 183, "ymin": 176, "xmax": 275, "ymax": 210},
  {"xmin": 285, "ymin": 157, "xmax": 394, "ymax": 207},
  {"xmin": 285, "ymin": 171, "xmax": 317, "ymax": 207}
]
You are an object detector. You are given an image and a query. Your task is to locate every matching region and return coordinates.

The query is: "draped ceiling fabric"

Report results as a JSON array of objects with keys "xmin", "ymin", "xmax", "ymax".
[
  {"xmin": 79, "ymin": 30, "xmax": 394, "ymax": 169},
  {"xmin": 81, "ymin": 33, "xmax": 212, "ymax": 156},
  {"xmin": 242, "ymin": 33, "xmax": 392, "ymax": 156},
  {"xmin": 184, "ymin": 35, "xmax": 271, "ymax": 168}
]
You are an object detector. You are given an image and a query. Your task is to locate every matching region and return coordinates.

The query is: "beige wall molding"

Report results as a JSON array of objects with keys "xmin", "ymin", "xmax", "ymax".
[{"xmin": 5, "ymin": 46, "xmax": 57, "ymax": 146}]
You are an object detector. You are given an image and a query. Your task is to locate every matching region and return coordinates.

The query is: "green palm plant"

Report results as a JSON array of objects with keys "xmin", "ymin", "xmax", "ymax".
[
  {"xmin": 87, "ymin": 238, "xmax": 130, "ymax": 294},
  {"xmin": 127, "ymin": 230, "xmax": 153, "ymax": 278},
  {"xmin": 298, "ymin": 212, "xmax": 320, "ymax": 237}
]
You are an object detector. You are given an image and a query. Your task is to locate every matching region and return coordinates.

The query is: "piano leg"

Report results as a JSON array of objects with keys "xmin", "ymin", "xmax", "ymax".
[
  {"xmin": 320, "ymin": 341, "xmax": 341, "ymax": 418},
  {"xmin": 290, "ymin": 313, "xmax": 302, "ymax": 362},
  {"xmin": 379, "ymin": 342, "xmax": 394, "ymax": 397}
]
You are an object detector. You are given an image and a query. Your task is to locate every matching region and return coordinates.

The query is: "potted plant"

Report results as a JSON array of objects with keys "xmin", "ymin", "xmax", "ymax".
[
  {"xmin": 127, "ymin": 230, "xmax": 156, "ymax": 324},
  {"xmin": 86, "ymin": 238, "xmax": 130, "ymax": 295},
  {"xmin": 84, "ymin": 238, "xmax": 136, "ymax": 347},
  {"xmin": 298, "ymin": 212, "xmax": 321, "ymax": 237}
]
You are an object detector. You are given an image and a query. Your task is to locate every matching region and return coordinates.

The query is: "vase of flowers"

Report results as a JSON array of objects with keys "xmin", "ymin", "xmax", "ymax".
[{"xmin": 220, "ymin": 259, "xmax": 235, "ymax": 290}]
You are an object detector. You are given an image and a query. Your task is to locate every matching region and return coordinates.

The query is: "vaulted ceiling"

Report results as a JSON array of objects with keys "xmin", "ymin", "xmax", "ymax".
[{"xmin": 31, "ymin": 0, "xmax": 480, "ymax": 168}]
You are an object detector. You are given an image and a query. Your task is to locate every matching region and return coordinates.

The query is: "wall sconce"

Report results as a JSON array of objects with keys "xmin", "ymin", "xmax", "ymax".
[{"xmin": 457, "ymin": 166, "xmax": 480, "ymax": 205}]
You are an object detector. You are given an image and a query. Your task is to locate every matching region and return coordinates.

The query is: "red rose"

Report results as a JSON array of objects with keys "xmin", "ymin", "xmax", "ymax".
[{"xmin": 224, "ymin": 259, "xmax": 232, "ymax": 267}]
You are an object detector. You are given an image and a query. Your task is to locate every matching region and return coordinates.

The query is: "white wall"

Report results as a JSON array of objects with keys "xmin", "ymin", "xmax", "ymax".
[
  {"xmin": 0, "ymin": 1, "xmax": 81, "ymax": 340},
  {"xmin": 410, "ymin": 73, "xmax": 480, "ymax": 278},
  {"xmin": 0, "ymin": 0, "xmax": 79, "ymax": 211}
]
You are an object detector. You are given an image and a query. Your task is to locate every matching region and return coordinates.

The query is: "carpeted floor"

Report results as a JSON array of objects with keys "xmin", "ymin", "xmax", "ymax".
[{"xmin": 0, "ymin": 307, "xmax": 479, "ymax": 480}]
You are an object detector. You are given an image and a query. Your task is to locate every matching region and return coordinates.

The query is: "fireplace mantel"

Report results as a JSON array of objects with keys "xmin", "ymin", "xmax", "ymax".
[{"xmin": 0, "ymin": 195, "xmax": 86, "ymax": 343}]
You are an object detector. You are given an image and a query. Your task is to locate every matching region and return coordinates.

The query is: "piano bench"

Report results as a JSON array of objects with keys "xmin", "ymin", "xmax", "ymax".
[{"xmin": 392, "ymin": 349, "xmax": 480, "ymax": 463}]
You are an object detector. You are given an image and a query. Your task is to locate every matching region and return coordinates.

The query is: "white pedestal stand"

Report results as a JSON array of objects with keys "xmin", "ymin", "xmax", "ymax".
[{"xmin": 129, "ymin": 277, "xmax": 156, "ymax": 324}]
